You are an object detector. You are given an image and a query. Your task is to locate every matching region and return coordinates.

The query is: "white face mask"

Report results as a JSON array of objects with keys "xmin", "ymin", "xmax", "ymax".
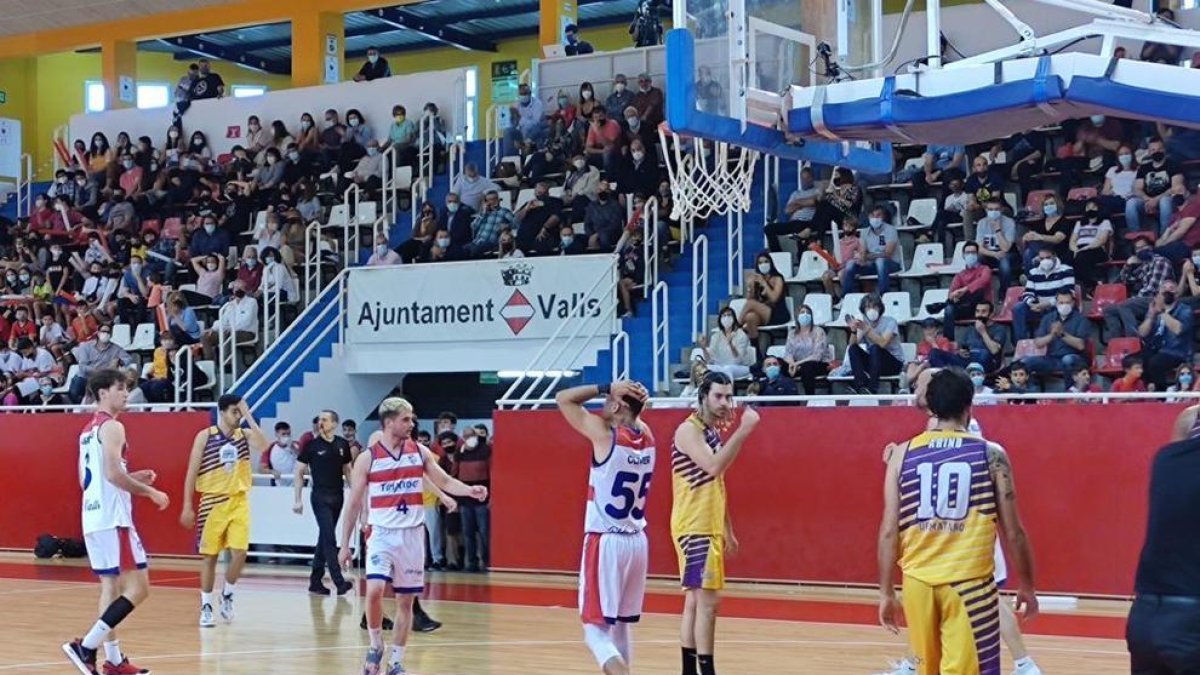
[
  {"xmin": 574, "ymin": 159, "xmax": 587, "ymax": 170},
  {"xmin": 581, "ymin": 90, "xmax": 593, "ymax": 100},
  {"xmin": 1038, "ymin": 257, "xmax": 1056, "ymax": 272},
  {"xmin": 986, "ymin": 209, "xmax": 1001, "ymax": 220},
  {"xmin": 632, "ymin": 150, "xmax": 645, "ymax": 162},
  {"xmin": 1192, "ymin": 255, "xmax": 1200, "ymax": 268},
  {"xmin": 278, "ymin": 434, "xmax": 291, "ymax": 444},
  {"xmin": 720, "ymin": 315, "xmax": 734, "ymax": 329},
  {"xmin": 465, "ymin": 436, "xmax": 479, "ymax": 449},
  {"xmin": 97, "ymin": 332, "xmax": 111, "ymax": 344},
  {"xmin": 447, "ymin": 202, "xmax": 459, "ymax": 213},
  {"xmin": 757, "ymin": 262, "xmax": 771, "ymax": 274},
  {"xmin": 1056, "ymin": 302, "xmax": 1072, "ymax": 318},
  {"xmin": 868, "ymin": 216, "xmax": 884, "ymax": 229},
  {"xmin": 1119, "ymin": 154, "xmax": 1133, "ymax": 168},
  {"xmin": 376, "ymin": 245, "xmax": 388, "ymax": 256},
  {"xmin": 614, "ymin": 83, "xmax": 626, "ymax": 93},
  {"xmin": 865, "ymin": 308, "xmax": 880, "ymax": 322},
  {"xmin": 368, "ymin": 54, "xmax": 379, "ymax": 64}
]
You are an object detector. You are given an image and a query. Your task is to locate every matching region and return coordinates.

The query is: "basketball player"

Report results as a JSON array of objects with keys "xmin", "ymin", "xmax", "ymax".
[
  {"xmin": 337, "ymin": 397, "xmax": 487, "ymax": 675},
  {"xmin": 671, "ymin": 371, "xmax": 759, "ymax": 675},
  {"xmin": 63, "ymin": 368, "xmax": 170, "ymax": 675},
  {"xmin": 878, "ymin": 368, "xmax": 1038, "ymax": 675},
  {"xmin": 555, "ymin": 380, "xmax": 653, "ymax": 675},
  {"xmin": 877, "ymin": 367, "xmax": 1043, "ymax": 675},
  {"xmin": 179, "ymin": 394, "xmax": 268, "ymax": 627}
]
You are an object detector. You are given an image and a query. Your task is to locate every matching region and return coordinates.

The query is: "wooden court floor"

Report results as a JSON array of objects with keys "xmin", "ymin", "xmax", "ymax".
[{"xmin": 0, "ymin": 555, "xmax": 1130, "ymax": 674}]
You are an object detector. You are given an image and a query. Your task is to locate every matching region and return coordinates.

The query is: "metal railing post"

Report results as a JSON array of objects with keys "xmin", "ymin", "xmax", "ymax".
[{"xmin": 691, "ymin": 234, "xmax": 709, "ymax": 342}]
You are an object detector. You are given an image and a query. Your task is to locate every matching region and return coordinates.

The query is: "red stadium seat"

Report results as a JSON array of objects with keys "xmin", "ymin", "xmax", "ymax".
[
  {"xmin": 1096, "ymin": 337, "xmax": 1142, "ymax": 378},
  {"xmin": 991, "ymin": 287, "xmax": 1024, "ymax": 324},
  {"xmin": 1087, "ymin": 283, "xmax": 1127, "ymax": 320}
]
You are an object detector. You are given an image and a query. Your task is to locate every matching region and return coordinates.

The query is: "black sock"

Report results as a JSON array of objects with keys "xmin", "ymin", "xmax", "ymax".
[
  {"xmin": 681, "ymin": 647, "xmax": 698, "ymax": 675},
  {"xmin": 698, "ymin": 653, "xmax": 715, "ymax": 675},
  {"xmin": 99, "ymin": 596, "xmax": 136, "ymax": 631}
]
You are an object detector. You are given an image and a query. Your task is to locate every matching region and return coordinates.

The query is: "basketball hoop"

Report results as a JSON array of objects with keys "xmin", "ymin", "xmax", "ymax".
[{"xmin": 659, "ymin": 122, "xmax": 760, "ymax": 222}]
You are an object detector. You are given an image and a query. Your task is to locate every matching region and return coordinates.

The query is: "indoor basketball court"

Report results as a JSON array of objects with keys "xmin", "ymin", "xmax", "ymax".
[{"xmin": 0, "ymin": 555, "xmax": 1130, "ymax": 673}]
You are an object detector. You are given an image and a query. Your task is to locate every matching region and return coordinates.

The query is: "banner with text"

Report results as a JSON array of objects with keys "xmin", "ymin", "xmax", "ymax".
[{"xmin": 347, "ymin": 255, "xmax": 617, "ymax": 344}]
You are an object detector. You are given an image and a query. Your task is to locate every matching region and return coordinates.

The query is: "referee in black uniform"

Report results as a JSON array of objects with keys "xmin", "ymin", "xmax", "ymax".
[
  {"xmin": 1128, "ymin": 404, "xmax": 1200, "ymax": 673},
  {"xmin": 293, "ymin": 410, "xmax": 354, "ymax": 595}
]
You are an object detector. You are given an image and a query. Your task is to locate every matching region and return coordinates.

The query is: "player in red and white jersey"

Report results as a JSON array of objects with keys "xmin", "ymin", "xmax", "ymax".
[
  {"xmin": 338, "ymin": 397, "xmax": 487, "ymax": 675},
  {"xmin": 63, "ymin": 369, "xmax": 170, "ymax": 675},
  {"xmin": 556, "ymin": 380, "xmax": 653, "ymax": 675}
]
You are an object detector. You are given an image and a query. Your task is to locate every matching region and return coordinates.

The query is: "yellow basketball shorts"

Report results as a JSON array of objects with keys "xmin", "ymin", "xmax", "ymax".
[
  {"xmin": 196, "ymin": 492, "xmax": 250, "ymax": 556},
  {"xmin": 673, "ymin": 534, "xmax": 725, "ymax": 591},
  {"xmin": 901, "ymin": 574, "xmax": 1001, "ymax": 675}
]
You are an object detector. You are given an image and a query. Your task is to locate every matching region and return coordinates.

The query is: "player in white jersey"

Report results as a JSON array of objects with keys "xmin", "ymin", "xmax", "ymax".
[
  {"xmin": 876, "ymin": 367, "xmax": 1042, "ymax": 675},
  {"xmin": 556, "ymin": 380, "xmax": 653, "ymax": 675},
  {"xmin": 338, "ymin": 397, "xmax": 487, "ymax": 675},
  {"xmin": 63, "ymin": 369, "xmax": 170, "ymax": 675}
]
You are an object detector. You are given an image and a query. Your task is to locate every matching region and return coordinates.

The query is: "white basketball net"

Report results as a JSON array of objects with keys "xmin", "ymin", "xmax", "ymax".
[{"xmin": 659, "ymin": 125, "xmax": 760, "ymax": 222}]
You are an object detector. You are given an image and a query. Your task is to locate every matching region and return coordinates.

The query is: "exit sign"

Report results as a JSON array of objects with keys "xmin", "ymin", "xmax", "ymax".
[{"xmin": 0, "ymin": 91, "xmax": 6, "ymax": 104}]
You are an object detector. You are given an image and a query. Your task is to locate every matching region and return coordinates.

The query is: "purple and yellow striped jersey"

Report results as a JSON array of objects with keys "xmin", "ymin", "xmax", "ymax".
[
  {"xmin": 670, "ymin": 414, "xmax": 727, "ymax": 537},
  {"xmin": 195, "ymin": 425, "xmax": 252, "ymax": 496},
  {"xmin": 898, "ymin": 430, "xmax": 998, "ymax": 586}
]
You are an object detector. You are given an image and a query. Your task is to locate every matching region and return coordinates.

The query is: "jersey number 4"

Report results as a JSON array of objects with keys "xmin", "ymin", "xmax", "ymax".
[
  {"xmin": 604, "ymin": 471, "xmax": 653, "ymax": 521},
  {"xmin": 916, "ymin": 461, "xmax": 972, "ymax": 521}
]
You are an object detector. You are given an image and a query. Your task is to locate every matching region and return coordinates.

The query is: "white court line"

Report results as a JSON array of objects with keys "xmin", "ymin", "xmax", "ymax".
[
  {"xmin": 0, "ymin": 575, "xmax": 198, "ymax": 596},
  {"xmin": 0, "ymin": 636, "xmax": 1128, "ymax": 670}
]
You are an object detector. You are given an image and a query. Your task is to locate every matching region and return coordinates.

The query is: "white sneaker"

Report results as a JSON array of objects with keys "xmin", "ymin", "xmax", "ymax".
[
  {"xmin": 873, "ymin": 659, "xmax": 917, "ymax": 675},
  {"xmin": 219, "ymin": 593, "xmax": 234, "ymax": 622},
  {"xmin": 1013, "ymin": 658, "xmax": 1043, "ymax": 675},
  {"xmin": 199, "ymin": 602, "xmax": 215, "ymax": 627}
]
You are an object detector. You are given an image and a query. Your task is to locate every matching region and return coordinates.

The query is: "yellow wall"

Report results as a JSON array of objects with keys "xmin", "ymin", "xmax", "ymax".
[{"xmin": 3, "ymin": 23, "xmax": 635, "ymax": 179}]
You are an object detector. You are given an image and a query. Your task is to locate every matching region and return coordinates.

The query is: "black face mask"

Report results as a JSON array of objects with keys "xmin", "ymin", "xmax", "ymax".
[
  {"xmin": 1152, "ymin": 151, "xmax": 1166, "ymax": 163},
  {"xmin": 234, "ymin": 289, "xmax": 246, "ymax": 299},
  {"xmin": 1163, "ymin": 291, "xmax": 1177, "ymax": 305}
]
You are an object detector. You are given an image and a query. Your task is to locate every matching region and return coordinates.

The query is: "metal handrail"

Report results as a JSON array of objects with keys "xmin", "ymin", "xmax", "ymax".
[
  {"xmin": 172, "ymin": 343, "xmax": 195, "ymax": 406},
  {"xmin": 417, "ymin": 113, "xmax": 435, "ymax": 188},
  {"xmin": 342, "ymin": 183, "xmax": 361, "ymax": 266},
  {"xmin": 497, "ymin": 390, "xmax": 1200, "ymax": 406},
  {"xmin": 641, "ymin": 196, "xmax": 660, "ymax": 290},
  {"xmin": 0, "ymin": 402, "xmax": 217, "ymax": 412},
  {"xmin": 728, "ymin": 209, "xmax": 745, "ymax": 297},
  {"xmin": 234, "ymin": 271, "xmax": 346, "ymax": 410},
  {"xmin": 379, "ymin": 144, "xmax": 398, "ymax": 226},
  {"xmin": 500, "ymin": 258, "xmax": 619, "ymax": 408},
  {"xmin": 303, "ymin": 220, "xmax": 323, "ymax": 306},
  {"xmin": 691, "ymin": 234, "xmax": 709, "ymax": 342},
  {"xmin": 448, "ymin": 141, "xmax": 465, "ymax": 188},
  {"xmin": 16, "ymin": 153, "xmax": 32, "ymax": 218},
  {"xmin": 484, "ymin": 104, "xmax": 502, "ymax": 179},
  {"xmin": 651, "ymin": 281, "xmax": 670, "ymax": 394},
  {"xmin": 261, "ymin": 281, "xmax": 282, "ymax": 347},
  {"xmin": 215, "ymin": 302, "xmax": 238, "ymax": 392},
  {"xmin": 611, "ymin": 331, "xmax": 630, "ymax": 382}
]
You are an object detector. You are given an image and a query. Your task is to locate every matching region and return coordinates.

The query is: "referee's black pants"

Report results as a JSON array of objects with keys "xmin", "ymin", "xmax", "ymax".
[
  {"xmin": 310, "ymin": 488, "xmax": 347, "ymax": 587},
  {"xmin": 1128, "ymin": 594, "xmax": 1200, "ymax": 674}
]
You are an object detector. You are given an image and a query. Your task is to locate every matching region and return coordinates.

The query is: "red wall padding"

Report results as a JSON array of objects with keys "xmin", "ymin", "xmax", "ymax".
[
  {"xmin": 0, "ymin": 412, "xmax": 209, "ymax": 556},
  {"xmin": 494, "ymin": 403, "xmax": 1178, "ymax": 597}
]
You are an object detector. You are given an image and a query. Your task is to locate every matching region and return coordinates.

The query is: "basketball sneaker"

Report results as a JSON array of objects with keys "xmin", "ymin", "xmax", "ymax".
[
  {"xmin": 362, "ymin": 647, "xmax": 384, "ymax": 675},
  {"xmin": 386, "ymin": 660, "xmax": 407, "ymax": 675},
  {"xmin": 219, "ymin": 592, "xmax": 235, "ymax": 622},
  {"xmin": 873, "ymin": 658, "xmax": 916, "ymax": 675},
  {"xmin": 199, "ymin": 602, "xmax": 216, "ymax": 628},
  {"xmin": 102, "ymin": 657, "xmax": 151, "ymax": 674},
  {"xmin": 1013, "ymin": 657, "xmax": 1043, "ymax": 675},
  {"xmin": 61, "ymin": 639, "xmax": 99, "ymax": 675}
]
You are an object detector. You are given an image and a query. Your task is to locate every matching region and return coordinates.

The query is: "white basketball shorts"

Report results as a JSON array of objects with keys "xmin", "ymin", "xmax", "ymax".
[
  {"xmin": 85, "ymin": 526, "xmax": 148, "ymax": 576},
  {"xmin": 994, "ymin": 539, "xmax": 1008, "ymax": 586},
  {"xmin": 365, "ymin": 525, "xmax": 425, "ymax": 594},
  {"xmin": 578, "ymin": 531, "xmax": 648, "ymax": 625}
]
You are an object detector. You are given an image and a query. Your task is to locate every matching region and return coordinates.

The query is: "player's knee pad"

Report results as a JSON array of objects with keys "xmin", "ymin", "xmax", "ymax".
[{"xmin": 582, "ymin": 623, "xmax": 622, "ymax": 667}]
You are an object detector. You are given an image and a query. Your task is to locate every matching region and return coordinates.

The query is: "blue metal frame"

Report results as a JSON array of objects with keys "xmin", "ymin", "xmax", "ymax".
[{"xmin": 664, "ymin": 29, "xmax": 893, "ymax": 174}]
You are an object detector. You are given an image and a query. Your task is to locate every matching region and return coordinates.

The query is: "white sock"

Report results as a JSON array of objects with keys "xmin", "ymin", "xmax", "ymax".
[
  {"xmin": 81, "ymin": 620, "xmax": 112, "ymax": 650},
  {"xmin": 201, "ymin": 591, "xmax": 213, "ymax": 607},
  {"xmin": 1015, "ymin": 656, "xmax": 1034, "ymax": 667},
  {"xmin": 103, "ymin": 640, "xmax": 122, "ymax": 664},
  {"xmin": 390, "ymin": 645, "xmax": 405, "ymax": 664},
  {"xmin": 222, "ymin": 580, "xmax": 235, "ymax": 597},
  {"xmin": 368, "ymin": 629, "xmax": 383, "ymax": 650}
]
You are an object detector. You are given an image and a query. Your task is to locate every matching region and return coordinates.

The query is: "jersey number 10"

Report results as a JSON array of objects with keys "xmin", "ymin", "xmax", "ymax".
[
  {"xmin": 604, "ymin": 471, "xmax": 653, "ymax": 521},
  {"xmin": 916, "ymin": 461, "xmax": 972, "ymax": 521}
]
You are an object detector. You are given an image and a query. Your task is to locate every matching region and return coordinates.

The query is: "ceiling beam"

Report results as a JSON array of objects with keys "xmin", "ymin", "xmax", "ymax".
[
  {"xmin": 157, "ymin": 35, "xmax": 290, "ymax": 75},
  {"xmin": 367, "ymin": 6, "xmax": 497, "ymax": 52}
]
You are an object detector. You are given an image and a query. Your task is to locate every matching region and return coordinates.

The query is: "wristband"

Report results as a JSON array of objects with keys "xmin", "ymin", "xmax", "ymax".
[{"xmin": 597, "ymin": 383, "xmax": 611, "ymax": 397}]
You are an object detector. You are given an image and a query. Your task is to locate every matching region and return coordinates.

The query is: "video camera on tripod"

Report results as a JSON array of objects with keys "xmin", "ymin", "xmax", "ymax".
[{"xmin": 630, "ymin": 0, "xmax": 665, "ymax": 47}]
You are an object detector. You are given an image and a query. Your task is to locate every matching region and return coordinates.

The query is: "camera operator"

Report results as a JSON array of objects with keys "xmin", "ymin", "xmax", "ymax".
[{"xmin": 630, "ymin": 0, "xmax": 664, "ymax": 48}]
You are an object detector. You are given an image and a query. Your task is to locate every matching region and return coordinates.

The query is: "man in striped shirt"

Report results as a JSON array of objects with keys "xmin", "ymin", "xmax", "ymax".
[{"xmin": 1011, "ymin": 246, "xmax": 1075, "ymax": 342}]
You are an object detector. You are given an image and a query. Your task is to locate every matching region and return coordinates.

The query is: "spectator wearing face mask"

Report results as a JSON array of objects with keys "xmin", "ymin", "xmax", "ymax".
[
  {"xmin": 765, "ymin": 167, "xmax": 819, "ymax": 253},
  {"xmin": 739, "ymin": 251, "xmax": 789, "ymax": 340},
  {"xmin": 784, "ymin": 304, "xmax": 829, "ymax": 394},
  {"xmin": 1069, "ymin": 200, "xmax": 1113, "ymax": 293},
  {"xmin": 583, "ymin": 182, "xmax": 624, "ymax": 251},
  {"xmin": 399, "ymin": 203, "xmax": 441, "ymax": 263},
  {"xmin": 496, "ymin": 229, "xmax": 523, "ymax": 260},
  {"xmin": 385, "ymin": 105, "xmax": 418, "ymax": 167},
  {"xmin": 975, "ymin": 196, "xmax": 1017, "ymax": 289},
  {"xmin": 616, "ymin": 226, "xmax": 645, "ymax": 317},
  {"xmin": 1128, "ymin": 137, "xmax": 1185, "ymax": 234},
  {"xmin": 913, "ymin": 143, "xmax": 967, "ymax": 198},
  {"xmin": 260, "ymin": 247, "xmax": 297, "ymax": 304},
  {"xmin": 842, "ymin": 205, "xmax": 901, "ymax": 294},
  {"xmin": 557, "ymin": 225, "xmax": 586, "ymax": 256},
  {"xmin": 1155, "ymin": 188, "xmax": 1200, "ymax": 265},
  {"xmin": 450, "ymin": 164, "xmax": 499, "ymax": 212},
  {"xmin": 115, "ymin": 255, "xmax": 151, "ymax": 325},
  {"xmin": 552, "ymin": 90, "xmax": 578, "ymax": 129},
  {"xmin": 8, "ymin": 307, "xmax": 38, "ymax": 347},
  {"xmin": 69, "ymin": 324, "xmax": 135, "ymax": 403},
  {"xmin": 201, "ymin": 281, "xmax": 259, "ymax": 361},
  {"xmin": 139, "ymin": 331, "xmax": 180, "ymax": 403},
  {"xmin": 507, "ymin": 84, "xmax": 548, "ymax": 155},
  {"xmin": 1166, "ymin": 363, "xmax": 1199, "ymax": 401},
  {"xmin": 456, "ymin": 425, "xmax": 492, "ymax": 573},
  {"xmin": 960, "ymin": 155, "xmax": 1005, "ymax": 241},
  {"xmin": 941, "ymin": 241, "xmax": 993, "ymax": 338},
  {"xmin": 693, "ymin": 307, "xmax": 754, "ymax": 380},
  {"xmin": 1096, "ymin": 143, "xmax": 1139, "ymax": 214},
  {"xmin": 514, "ymin": 182, "xmax": 564, "ymax": 255},
  {"xmin": 584, "ymin": 107, "xmax": 624, "ymax": 176},
  {"xmin": 1020, "ymin": 290, "xmax": 1091, "ymax": 386},
  {"xmin": 1104, "ymin": 235, "xmax": 1174, "ymax": 338},
  {"xmin": 606, "ymin": 74, "xmax": 635, "ymax": 121},
  {"xmin": 32, "ymin": 377, "xmax": 66, "ymax": 407},
  {"xmin": 344, "ymin": 140, "xmax": 384, "ymax": 196},
  {"xmin": 966, "ymin": 362, "xmax": 998, "ymax": 405},
  {"xmin": 423, "ymin": 228, "xmax": 460, "ymax": 263},
  {"xmin": 562, "ymin": 154, "xmax": 601, "ymax": 218},
  {"xmin": 1012, "ymin": 246, "xmax": 1075, "ymax": 343},
  {"xmin": 1138, "ymin": 281, "xmax": 1195, "ymax": 391},
  {"xmin": 563, "ymin": 23, "xmax": 594, "ymax": 55},
  {"xmin": 255, "ymin": 148, "xmax": 286, "ymax": 194},
  {"xmin": 117, "ymin": 153, "xmax": 144, "ymax": 199},
  {"xmin": 631, "ymin": 73, "xmax": 664, "ymax": 130},
  {"xmin": 163, "ymin": 293, "xmax": 201, "ymax": 347},
  {"xmin": 1021, "ymin": 194, "xmax": 1071, "ymax": 273},
  {"xmin": 189, "ymin": 215, "xmax": 231, "ymax": 260},
  {"xmin": 755, "ymin": 355, "xmax": 798, "ymax": 401},
  {"xmin": 189, "ymin": 59, "xmax": 224, "ymax": 100},
  {"xmin": 29, "ymin": 194, "xmax": 55, "ymax": 233},
  {"xmin": 845, "ymin": 293, "xmax": 904, "ymax": 394},
  {"xmin": 1179, "ymin": 243, "xmax": 1200, "ymax": 311},
  {"xmin": 263, "ymin": 422, "xmax": 301, "ymax": 486},
  {"xmin": 99, "ymin": 187, "xmax": 136, "ymax": 231},
  {"xmin": 353, "ymin": 46, "xmax": 391, "ymax": 82},
  {"xmin": 619, "ymin": 138, "xmax": 661, "ymax": 198},
  {"xmin": 235, "ymin": 247, "xmax": 264, "ymax": 297},
  {"xmin": 621, "ymin": 105, "xmax": 655, "ymax": 151},
  {"xmin": 38, "ymin": 314, "xmax": 68, "ymax": 359},
  {"xmin": 467, "ymin": 190, "xmax": 516, "ymax": 257},
  {"xmin": 318, "ymin": 109, "xmax": 347, "ymax": 159},
  {"xmin": 575, "ymin": 82, "xmax": 599, "ymax": 140},
  {"xmin": 367, "ymin": 234, "xmax": 402, "ymax": 266}
]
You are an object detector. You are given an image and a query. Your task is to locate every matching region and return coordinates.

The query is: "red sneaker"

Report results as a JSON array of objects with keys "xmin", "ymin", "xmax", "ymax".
[{"xmin": 102, "ymin": 657, "xmax": 151, "ymax": 674}]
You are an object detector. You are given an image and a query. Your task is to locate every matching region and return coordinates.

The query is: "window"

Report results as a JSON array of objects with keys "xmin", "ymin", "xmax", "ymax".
[
  {"xmin": 85, "ymin": 81, "xmax": 106, "ymax": 113},
  {"xmin": 232, "ymin": 85, "xmax": 267, "ymax": 98},
  {"xmin": 463, "ymin": 67, "xmax": 478, "ymax": 141},
  {"xmin": 136, "ymin": 83, "xmax": 170, "ymax": 110}
]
